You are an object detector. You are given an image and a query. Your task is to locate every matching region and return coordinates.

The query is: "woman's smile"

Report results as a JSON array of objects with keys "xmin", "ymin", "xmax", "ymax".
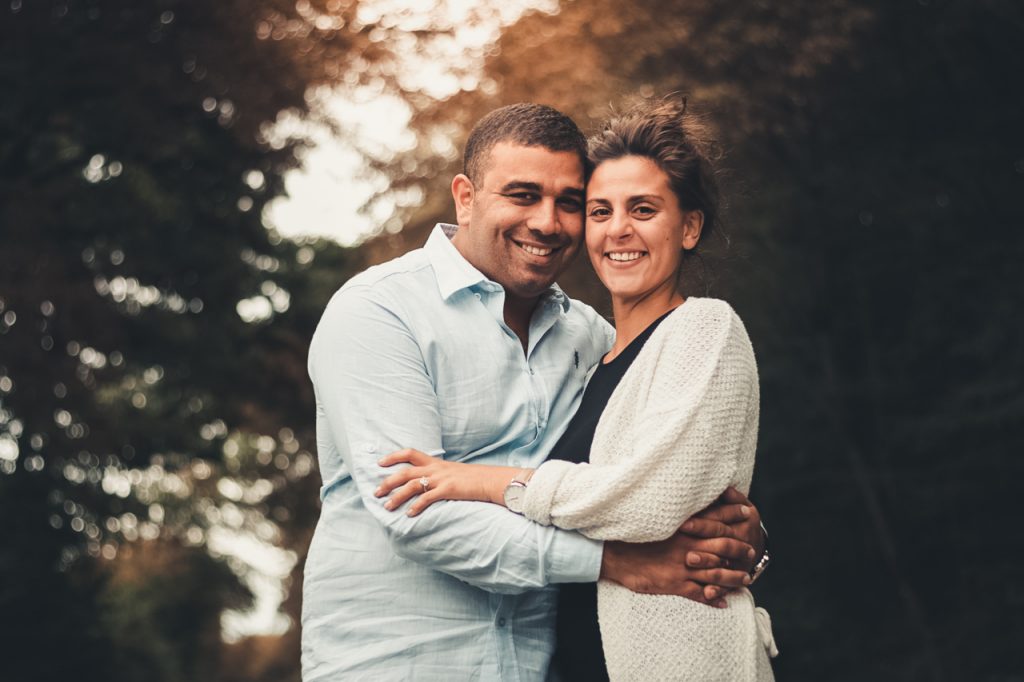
[
  {"xmin": 585, "ymin": 155, "xmax": 695, "ymax": 308},
  {"xmin": 604, "ymin": 250, "xmax": 648, "ymax": 263}
]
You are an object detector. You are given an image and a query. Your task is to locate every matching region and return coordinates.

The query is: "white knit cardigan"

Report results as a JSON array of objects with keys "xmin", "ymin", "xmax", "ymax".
[{"xmin": 522, "ymin": 298, "xmax": 777, "ymax": 681}]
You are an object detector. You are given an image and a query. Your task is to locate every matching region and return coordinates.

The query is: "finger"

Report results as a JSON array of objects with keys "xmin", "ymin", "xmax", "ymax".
[
  {"xmin": 703, "ymin": 584, "xmax": 739, "ymax": 601},
  {"xmin": 718, "ymin": 486, "xmax": 751, "ymax": 506},
  {"xmin": 383, "ymin": 479, "xmax": 425, "ymax": 511},
  {"xmin": 685, "ymin": 551, "xmax": 726, "ymax": 569},
  {"xmin": 679, "ymin": 581, "xmax": 727, "ymax": 609},
  {"xmin": 692, "ymin": 536, "xmax": 756, "ymax": 563},
  {"xmin": 692, "ymin": 503, "xmax": 751, "ymax": 525},
  {"xmin": 407, "ymin": 490, "xmax": 445, "ymax": 517},
  {"xmin": 679, "ymin": 517, "xmax": 736, "ymax": 539},
  {"xmin": 688, "ymin": 567, "xmax": 751, "ymax": 588},
  {"xmin": 375, "ymin": 467, "xmax": 423, "ymax": 497},
  {"xmin": 378, "ymin": 448, "xmax": 431, "ymax": 467},
  {"xmin": 377, "ymin": 448, "xmax": 416, "ymax": 467}
]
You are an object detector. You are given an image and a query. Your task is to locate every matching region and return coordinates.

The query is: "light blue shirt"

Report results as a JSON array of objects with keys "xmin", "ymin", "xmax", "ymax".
[{"xmin": 302, "ymin": 224, "xmax": 614, "ymax": 681}]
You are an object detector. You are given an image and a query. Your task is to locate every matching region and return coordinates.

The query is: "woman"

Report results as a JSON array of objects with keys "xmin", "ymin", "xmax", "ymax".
[{"xmin": 376, "ymin": 98, "xmax": 777, "ymax": 681}]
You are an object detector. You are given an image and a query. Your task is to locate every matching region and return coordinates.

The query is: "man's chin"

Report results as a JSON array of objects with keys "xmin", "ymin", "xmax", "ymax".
[{"xmin": 505, "ymin": 278, "xmax": 558, "ymax": 303}]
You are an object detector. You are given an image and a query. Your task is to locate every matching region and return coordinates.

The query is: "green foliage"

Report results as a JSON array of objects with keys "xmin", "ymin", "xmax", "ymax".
[
  {"xmin": 0, "ymin": 0, "xmax": 407, "ymax": 679},
  {"xmin": 99, "ymin": 540, "xmax": 253, "ymax": 682},
  {"xmin": 375, "ymin": 1, "xmax": 1024, "ymax": 678},
  {"xmin": 3, "ymin": 0, "xmax": 1021, "ymax": 679}
]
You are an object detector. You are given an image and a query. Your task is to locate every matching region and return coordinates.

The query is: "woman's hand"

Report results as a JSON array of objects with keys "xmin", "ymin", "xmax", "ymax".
[{"xmin": 375, "ymin": 449, "xmax": 521, "ymax": 516}]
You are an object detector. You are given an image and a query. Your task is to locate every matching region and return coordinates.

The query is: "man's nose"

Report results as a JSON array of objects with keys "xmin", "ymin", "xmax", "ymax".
[{"xmin": 527, "ymin": 200, "xmax": 559, "ymax": 235}]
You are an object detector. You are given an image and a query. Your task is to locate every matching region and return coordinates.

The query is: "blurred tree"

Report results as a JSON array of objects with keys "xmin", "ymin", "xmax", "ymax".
[
  {"xmin": 99, "ymin": 538, "xmax": 254, "ymax": 682},
  {"xmin": 368, "ymin": 0, "xmax": 1024, "ymax": 679},
  {"xmin": 0, "ymin": 0, "xmax": 441, "ymax": 679},
  {"xmin": 4, "ymin": 0, "xmax": 1022, "ymax": 679}
]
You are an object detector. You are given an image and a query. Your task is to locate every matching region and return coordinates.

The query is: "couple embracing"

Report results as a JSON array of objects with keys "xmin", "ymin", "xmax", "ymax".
[{"xmin": 302, "ymin": 99, "xmax": 778, "ymax": 681}]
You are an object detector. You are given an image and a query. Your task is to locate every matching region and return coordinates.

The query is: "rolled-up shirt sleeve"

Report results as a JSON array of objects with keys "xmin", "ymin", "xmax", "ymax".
[{"xmin": 308, "ymin": 285, "xmax": 602, "ymax": 594}]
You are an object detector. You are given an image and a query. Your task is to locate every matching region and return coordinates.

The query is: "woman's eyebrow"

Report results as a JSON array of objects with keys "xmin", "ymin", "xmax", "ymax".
[
  {"xmin": 586, "ymin": 194, "xmax": 663, "ymax": 205},
  {"xmin": 627, "ymin": 194, "xmax": 663, "ymax": 203}
]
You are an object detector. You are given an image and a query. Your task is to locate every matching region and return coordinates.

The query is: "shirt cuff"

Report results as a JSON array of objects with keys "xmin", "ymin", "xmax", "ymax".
[{"xmin": 544, "ymin": 528, "xmax": 603, "ymax": 584}]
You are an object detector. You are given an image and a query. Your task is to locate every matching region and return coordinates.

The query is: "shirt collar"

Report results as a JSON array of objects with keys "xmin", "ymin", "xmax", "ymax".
[{"xmin": 426, "ymin": 223, "xmax": 571, "ymax": 313}]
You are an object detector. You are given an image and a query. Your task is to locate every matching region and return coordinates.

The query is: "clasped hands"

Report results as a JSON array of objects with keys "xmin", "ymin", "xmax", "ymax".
[
  {"xmin": 375, "ymin": 448, "xmax": 763, "ymax": 609},
  {"xmin": 600, "ymin": 488, "xmax": 762, "ymax": 609}
]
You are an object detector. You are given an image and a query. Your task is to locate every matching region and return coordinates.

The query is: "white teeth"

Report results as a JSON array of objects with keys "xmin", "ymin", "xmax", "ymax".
[
  {"xmin": 607, "ymin": 252, "xmax": 645, "ymax": 262},
  {"xmin": 519, "ymin": 243, "xmax": 553, "ymax": 256}
]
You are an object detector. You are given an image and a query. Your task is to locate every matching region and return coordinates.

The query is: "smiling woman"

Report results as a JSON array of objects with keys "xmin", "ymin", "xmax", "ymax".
[
  {"xmin": 585, "ymin": 154, "xmax": 703, "ymax": 355},
  {"xmin": 376, "ymin": 97, "xmax": 776, "ymax": 681}
]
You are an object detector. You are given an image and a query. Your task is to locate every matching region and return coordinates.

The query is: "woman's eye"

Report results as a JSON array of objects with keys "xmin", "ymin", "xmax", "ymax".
[
  {"xmin": 587, "ymin": 207, "xmax": 611, "ymax": 218},
  {"xmin": 633, "ymin": 205, "xmax": 656, "ymax": 217}
]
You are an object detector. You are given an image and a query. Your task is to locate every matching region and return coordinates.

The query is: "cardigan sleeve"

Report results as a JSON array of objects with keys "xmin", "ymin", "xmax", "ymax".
[{"xmin": 520, "ymin": 301, "xmax": 760, "ymax": 543}]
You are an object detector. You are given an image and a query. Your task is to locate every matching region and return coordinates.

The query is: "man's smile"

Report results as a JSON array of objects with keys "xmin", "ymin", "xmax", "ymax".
[{"xmin": 512, "ymin": 238, "xmax": 562, "ymax": 258}]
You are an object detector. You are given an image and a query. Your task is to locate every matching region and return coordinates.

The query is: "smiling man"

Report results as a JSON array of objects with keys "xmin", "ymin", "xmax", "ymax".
[
  {"xmin": 302, "ymin": 104, "xmax": 762, "ymax": 681},
  {"xmin": 449, "ymin": 125, "xmax": 586, "ymax": 347}
]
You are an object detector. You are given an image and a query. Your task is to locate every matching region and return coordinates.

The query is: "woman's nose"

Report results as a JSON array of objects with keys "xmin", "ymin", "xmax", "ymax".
[{"xmin": 606, "ymin": 212, "xmax": 633, "ymax": 239}]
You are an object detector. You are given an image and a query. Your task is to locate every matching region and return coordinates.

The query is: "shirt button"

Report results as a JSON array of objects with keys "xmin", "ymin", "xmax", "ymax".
[
  {"xmin": 497, "ymin": 618, "xmax": 507, "ymax": 627},
  {"xmin": 474, "ymin": 293, "xmax": 481, "ymax": 299}
]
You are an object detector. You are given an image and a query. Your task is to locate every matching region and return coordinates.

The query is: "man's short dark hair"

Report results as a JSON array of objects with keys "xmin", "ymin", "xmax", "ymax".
[{"xmin": 463, "ymin": 103, "xmax": 587, "ymax": 183}]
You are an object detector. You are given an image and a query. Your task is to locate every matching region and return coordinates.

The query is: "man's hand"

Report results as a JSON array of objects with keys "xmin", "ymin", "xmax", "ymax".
[
  {"xmin": 600, "ymin": 532, "xmax": 753, "ymax": 608},
  {"xmin": 599, "ymin": 487, "xmax": 765, "ymax": 607},
  {"xmin": 682, "ymin": 487, "xmax": 764, "ymax": 573}
]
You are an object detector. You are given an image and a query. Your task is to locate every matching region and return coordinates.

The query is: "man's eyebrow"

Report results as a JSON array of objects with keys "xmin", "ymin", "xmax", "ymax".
[
  {"xmin": 497, "ymin": 181, "xmax": 584, "ymax": 198},
  {"xmin": 498, "ymin": 181, "xmax": 542, "ymax": 193}
]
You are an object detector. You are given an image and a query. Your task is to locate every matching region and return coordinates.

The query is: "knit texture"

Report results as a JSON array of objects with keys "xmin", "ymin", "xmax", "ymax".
[{"xmin": 522, "ymin": 298, "xmax": 776, "ymax": 681}]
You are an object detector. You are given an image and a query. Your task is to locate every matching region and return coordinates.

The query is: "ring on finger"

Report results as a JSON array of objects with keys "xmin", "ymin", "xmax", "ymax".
[{"xmin": 419, "ymin": 476, "xmax": 429, "ymax": 493}]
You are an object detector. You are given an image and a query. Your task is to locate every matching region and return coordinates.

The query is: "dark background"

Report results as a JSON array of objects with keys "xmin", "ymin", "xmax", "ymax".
[{"xmin": 1, "ymin": 1, "xmax": 1022, "ymax": 680}]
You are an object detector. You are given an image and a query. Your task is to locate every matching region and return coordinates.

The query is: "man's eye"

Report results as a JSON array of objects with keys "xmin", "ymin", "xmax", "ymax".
[
  {"xmin": 507, "ymin": 192, "xmax": 538, "ymax": 203},
  {"xmin": 558, "ymin": 197, "xmax": 583, "ymax": 212}
]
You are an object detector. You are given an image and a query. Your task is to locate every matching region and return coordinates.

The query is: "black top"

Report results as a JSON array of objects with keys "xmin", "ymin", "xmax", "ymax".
[{"xmin": 545, "ymin": 309, "xmax": 674, "ymax": 682}]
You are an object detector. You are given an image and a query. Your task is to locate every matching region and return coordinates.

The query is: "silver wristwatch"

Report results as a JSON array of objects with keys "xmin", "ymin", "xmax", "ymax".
[
  {"xmin": 503, "ymin": 469, "xmax": 534, "ymax": 514},
  {"xmin": 748, "ymin": 548, "xmax": 771, "ymax": 584}
]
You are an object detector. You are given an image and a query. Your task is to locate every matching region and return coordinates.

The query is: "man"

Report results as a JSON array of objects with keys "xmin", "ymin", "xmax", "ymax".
[{"xmin": 303, "ymin": 104, "xmax": 765, "ymax": 681}]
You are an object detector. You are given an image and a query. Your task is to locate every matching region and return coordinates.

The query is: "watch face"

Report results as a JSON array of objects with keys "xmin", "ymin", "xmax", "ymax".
[{"xmin": 504, "ymin": 483, "xmax": 526, "ymax": 513}]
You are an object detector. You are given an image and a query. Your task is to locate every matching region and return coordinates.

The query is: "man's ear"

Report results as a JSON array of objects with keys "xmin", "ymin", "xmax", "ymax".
[
  {"xmin": 452, "ymin": 174, "xmax": 474, "ymax": 227},
  {"xmin": 681, "ymin": 210, "xmax": 704, "ymax": 250}
]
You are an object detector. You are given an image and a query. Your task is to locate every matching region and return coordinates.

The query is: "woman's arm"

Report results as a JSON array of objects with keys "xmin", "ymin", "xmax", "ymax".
[
  {"xmin": 520, "ymin": 301, "xmax": 759, "ymax": 543},
  {"xmin": 374, "ymin": 449, "xmax": 524, "ymax": 516},
  {"xmin": 377, "ymin": 303, "xmax": 758, "ymax": 542}
]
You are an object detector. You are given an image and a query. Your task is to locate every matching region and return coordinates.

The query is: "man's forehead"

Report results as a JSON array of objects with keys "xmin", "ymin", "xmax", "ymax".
[{"xmin": 480, "ymin": 141, "xmax": 584, "ymax": 189}]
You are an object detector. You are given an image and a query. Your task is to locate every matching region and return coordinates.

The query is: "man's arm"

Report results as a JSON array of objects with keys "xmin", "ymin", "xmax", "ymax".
[
  {"xmin": 683, "ymin": 487, "xmax": 766, "ymax": 568},
  {"xmin": 310, "ymin": 285, "xmax": 602, "ymax": 594},
  {"xmin": 601, "ymin": 490, "xmax": 765, "ymax": 606}
]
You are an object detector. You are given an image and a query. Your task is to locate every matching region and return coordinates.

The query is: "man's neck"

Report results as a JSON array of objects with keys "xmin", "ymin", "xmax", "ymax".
[{"xmin": 504, "ymin": 294, "xmax": 540, "ymax": 352}]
